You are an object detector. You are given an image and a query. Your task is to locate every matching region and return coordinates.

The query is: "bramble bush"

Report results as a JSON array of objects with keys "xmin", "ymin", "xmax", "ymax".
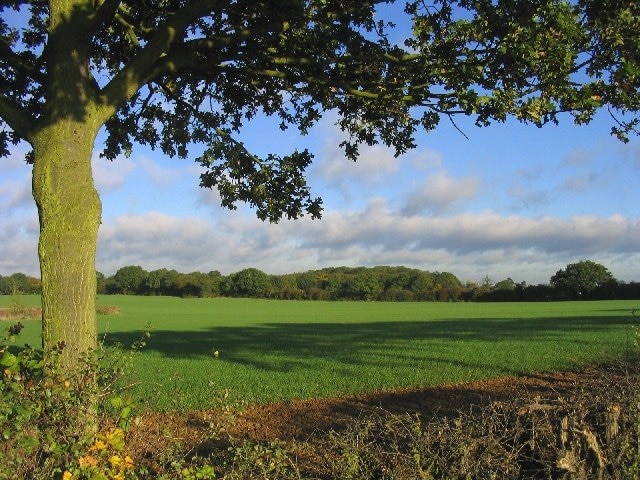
[
  {"xmin": 0, "ymin": 322, "xmax": 224, "ymax": 480},
  {"xmin": 0, "ymin": 322, "xmax": 145, "ymax": 480}
]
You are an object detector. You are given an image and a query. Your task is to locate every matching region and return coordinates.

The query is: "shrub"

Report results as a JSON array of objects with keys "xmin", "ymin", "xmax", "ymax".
[{"xmin": 0, "ymin": 323, "xmax": 143, "ymax": 479}]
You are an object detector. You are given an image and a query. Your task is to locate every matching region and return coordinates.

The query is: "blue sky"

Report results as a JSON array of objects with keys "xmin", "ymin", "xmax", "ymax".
[
  {"xmin": 2, "ymin": 108, "xmax": 639, "ymax": 285},
  {"xmin": 1, "ymin": 6, "xmax": 639, "ymax": 285}
]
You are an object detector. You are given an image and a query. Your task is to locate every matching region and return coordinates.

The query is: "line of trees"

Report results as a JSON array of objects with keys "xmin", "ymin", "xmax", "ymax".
[
  {"xmin": 0, "ymin": 273, "xmax": 42, "ymax": 295},
  {"xmin": 3, "ymin": 260, "xmax": 638, "ymax": 302},
  {"xmin": 98, "ymin": 265, "xmax": 466, "ymax": 301},
  {"xmin": 85, "ymin": 260, "xmax": 640, "ymax": 302}
]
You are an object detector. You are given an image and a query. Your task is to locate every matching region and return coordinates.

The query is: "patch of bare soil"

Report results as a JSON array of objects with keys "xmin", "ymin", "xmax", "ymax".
[
  {"xmin": 0, "ymin": 305, "xmax": 119, "ymax": 320},
  {"xmin": 126, "ymin": 365, "xmax": 619, "ymax": 463},
  {"xmin": 0, "ymin": 307, "xmax": 41, "ymax": 320}
]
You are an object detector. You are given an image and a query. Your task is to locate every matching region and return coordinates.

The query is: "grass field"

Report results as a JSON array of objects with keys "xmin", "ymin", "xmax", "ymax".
[{"xmin": 2, "ymin": 295, "xmax": 638, "ymax": 411}]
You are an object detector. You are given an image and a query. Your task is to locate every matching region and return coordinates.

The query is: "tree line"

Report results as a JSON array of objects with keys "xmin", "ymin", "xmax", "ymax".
[{"xmin": 4, "ymin": 261, "xmax": 639, "ymax": 302}]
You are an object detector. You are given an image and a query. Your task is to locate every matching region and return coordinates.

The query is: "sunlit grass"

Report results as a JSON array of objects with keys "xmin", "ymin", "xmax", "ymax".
[{"xmin": 3, "ymin": 296, "xmax": 638, "ymax": 411}]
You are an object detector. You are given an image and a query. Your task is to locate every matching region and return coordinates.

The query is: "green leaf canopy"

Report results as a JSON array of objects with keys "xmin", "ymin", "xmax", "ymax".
[{"xmin": 0, "ymin": 0, "xmax": 638, "ymax": 221}]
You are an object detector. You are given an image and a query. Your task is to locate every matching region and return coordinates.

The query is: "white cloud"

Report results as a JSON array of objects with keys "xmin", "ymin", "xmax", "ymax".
[
  {"xmin": 410, "ymin": 149, "xmax": 444, "ymax": 171},
  {"xmin": 562, "ymin": 147, "xmax": 595, "ymax": 167},
  {"xmin": 0, "ymin": 149, "xmax": 29, "ymax": 174},
  {"xmin": 138, "ymin": 155, "xmax": 185, "ymax": 187},
  {"xmin": 561, "ymin": 170, "xmax": 604, "ymax": 192},
  {"xmin": 271, "ymin": 204, "xmax": 640, "ymax": 281},
  {"xmin": 508, "ymin": 183, "xmax": 553, "ymax": 212},
  {"xmin": 401, "ymin": 171, "xmax": 480, "ymax": 215},
  {"xmin": 4, "ymin": 193, "xmax": 639, "ymax": 285},
  {"xmin": 86, "ymin": 201, "xmax": 640, "ymax": 285},
  {"xmin": 92, "ymin": 155, "xmax": 136, "ymax": 193},
  {"xmin": 97, "ymin": 212, "xmax": 219, "ymax": 272},
  {"xmin": 314, "ymin": 118, "xmax": 401, "ymax": 185},
  {"xmin": 0, "ymin": 214, "xmax": 39, "ymax": 275},
  {"xmin": 316, "ymin": 141, "xmax": 400, "ymax": 183},
  {"xmin": 0, "ymin": 179, "xmax": 33, "ymax": 211}
]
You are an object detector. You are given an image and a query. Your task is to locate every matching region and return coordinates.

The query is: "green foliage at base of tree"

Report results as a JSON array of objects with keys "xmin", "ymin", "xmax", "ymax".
[{"xmin": 0, "ymin": 323, "xmax": 145, "ymax": 479}]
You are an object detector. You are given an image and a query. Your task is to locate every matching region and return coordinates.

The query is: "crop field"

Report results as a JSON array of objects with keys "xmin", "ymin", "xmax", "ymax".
[{"xmin": 3, "ymin": 295, "xmax": 638, "ymax": 411}]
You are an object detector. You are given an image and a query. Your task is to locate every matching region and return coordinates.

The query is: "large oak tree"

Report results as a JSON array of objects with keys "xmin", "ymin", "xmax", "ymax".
[
  {"xmin": 0, "ymin": 0, "xmax": 638, "ymax": 372},
  {"xmin": 550, "ymin": 260, "xmax": 616, "ymax": 297}
]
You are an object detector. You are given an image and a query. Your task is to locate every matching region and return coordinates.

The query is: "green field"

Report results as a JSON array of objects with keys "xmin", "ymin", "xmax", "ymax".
[{"xmin": 3, "ymin": 295, "xmax": 638, "ymax": 411}]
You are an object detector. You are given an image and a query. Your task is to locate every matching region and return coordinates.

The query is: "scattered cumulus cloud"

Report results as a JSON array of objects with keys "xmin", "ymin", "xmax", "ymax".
[
  {"xmin": 401, "ymin": 171, "xmax": 480, "ymax": 215},
  {"xmin": 314, "ymin": 118, "xmax": 402, "ymax": 186},
  {"xmin": 2, "ymin": 113, "xmax": 639, "ymax": 286},
  {"xmin": 93, "ymin": 155, "xmax": 136, "ymax": 193},
  {"xmin": 0, "ymin": 179, "xmax": 33, "ymax": 211},
  {"xmin": 138, "ymin": 155, "xmax": 185, "ymax": 187},
  {"xmin": 0, "ymin": 149, "xmax": 29, "ymax": 174},
  {"xmin": 410, "ymin": 149, "xmax": 444, "ymax": 171},
  {"xmin": 97, "ymin": 212, "xmax": 221, "ymax": 273},
  {"xmin": 316, "ymin": 141, "xmax": 400, "ymax": 184},
  {"xmin": 562, "ymin": 147, "xmax": 596, "ymax": 166},
  {"xmin": 0, "ymin": 214, "xmax": 39, "ymax": 275},
  {"xmin": 508, "ymin": 184, "xmax": 553, "ymax": 212},
  {"xmin": 561, "ymin": 170, "xmax": 605, "ymax": 192}
]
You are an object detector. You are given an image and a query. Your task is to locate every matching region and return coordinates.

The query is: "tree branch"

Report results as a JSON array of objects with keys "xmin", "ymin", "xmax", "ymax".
[
  {"xmin": 98, "ymin": 0, "xmax": 224, "ymax": 123},
  {"xmin": 87, "ymin": 0, "xmax": 122, "ymax": 32},
  {"xmin": 0, "ymin": 37, "xmax": 45, "ymax": 84},
  {"xmin": 0, "ymin": 94, "xmax": 36, "ymax": 141}
]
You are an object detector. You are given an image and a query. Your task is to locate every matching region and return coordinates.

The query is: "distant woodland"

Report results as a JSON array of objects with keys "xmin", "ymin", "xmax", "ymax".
[{"xmin": 3, "ymin": 262, "xmax": 639, "ymax": 302}]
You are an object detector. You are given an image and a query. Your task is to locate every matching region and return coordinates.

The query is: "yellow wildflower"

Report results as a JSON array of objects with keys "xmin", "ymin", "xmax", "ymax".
[
  {"xmin": 110, "ymin": 455, "xmax": 122, "ymax": 469},
  {"xmin": 89, "ymin": 439, "xmax": 107, "ymax": 451},
  {"xmin": 105, "ymin": 428, "xmax": 126, "ymax": 450},
  {"xmin": 105, "ymin": 428, "xmax": 124, "ymax": 440},
  {"xmin": 123, "ymin": 455, "xmax": 135, "ymax": 469},
  {"xmin": 62, "ymin": 472, "xmax": 73, "ymax": 480},
  {"xmin": 78, "ymin": 455, "xmax": 98, "ymax": 468}
]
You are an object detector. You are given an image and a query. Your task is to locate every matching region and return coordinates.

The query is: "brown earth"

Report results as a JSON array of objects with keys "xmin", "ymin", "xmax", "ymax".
[
  {"xmin": 125, "ymin": 364, "xmax": 622, "ymax": 465},
  {"xmin": 0, "ymin": 304, "xmax": 119, "ymax": 320},
  {"xmin": 0, "ymin": 306, "xmax": 41, "ymax": 320}
]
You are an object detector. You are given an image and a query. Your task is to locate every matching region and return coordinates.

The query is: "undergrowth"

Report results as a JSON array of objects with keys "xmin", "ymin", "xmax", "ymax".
[{"xmin": 310, "ymin": 363, "xmax": 640, "ymax": 479}]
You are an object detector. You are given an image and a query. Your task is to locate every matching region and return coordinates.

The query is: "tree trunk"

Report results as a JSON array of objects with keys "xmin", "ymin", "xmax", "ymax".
[{"xmin": 31, "ymin": 119, "xmax": 101, "ymax": 373}]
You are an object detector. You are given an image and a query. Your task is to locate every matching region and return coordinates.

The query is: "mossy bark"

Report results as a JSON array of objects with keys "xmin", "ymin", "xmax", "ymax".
[
  {"xmin": 31, "ymin": 120, "xmax": 102, "ymax": 371},
  {"xmin": 29, "ymin": 0, "xmax": 107, "ymax": 374}
]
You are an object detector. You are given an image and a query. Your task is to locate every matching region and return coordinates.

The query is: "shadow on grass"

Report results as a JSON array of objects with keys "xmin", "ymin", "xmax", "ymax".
[{"xmin": 103, "ymin": 314, "xmax": 630, "ymax": 377}]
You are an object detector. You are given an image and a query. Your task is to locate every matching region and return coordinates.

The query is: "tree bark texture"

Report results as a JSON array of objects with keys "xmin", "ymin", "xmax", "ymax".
[
  {"xmin": 27, "ymin": 0, "xmax": 105, "ymax": 372},
  {"xmin": 31, "ymin": 120, "xmax": 102, "ymax": 371}
]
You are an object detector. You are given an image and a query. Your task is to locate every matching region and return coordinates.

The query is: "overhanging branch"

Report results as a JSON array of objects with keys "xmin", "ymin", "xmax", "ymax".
[
  {"xmin": 0, "ymin": 94, "xmax": 36, "ymax": 142},
  {"xmin": 87, "ymin": 0, "xmax": 122, "ymax": 31},
  {"xmin": 98, "ymin": 0, "xmax": 225, "ymax": 123},
  {"xmin": 0, "ymin": 37, "xmax": 45, "ymax": 84}
]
